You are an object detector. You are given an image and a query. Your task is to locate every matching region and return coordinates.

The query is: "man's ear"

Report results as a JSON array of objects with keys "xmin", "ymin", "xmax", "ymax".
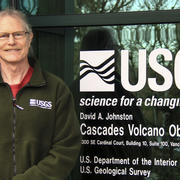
[
  {"xmin": 28, "ymin": 32, "xmax": 33, "ymax": 42},
  {"xmin": 28, "ymin": 32, "xmax": 33, "ymax": 47}
]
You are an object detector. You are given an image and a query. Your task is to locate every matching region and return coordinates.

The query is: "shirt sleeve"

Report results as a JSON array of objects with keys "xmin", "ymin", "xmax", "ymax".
[{"xmin": 13, "ymin": 85, "xmax": 81, "ymax": 180}]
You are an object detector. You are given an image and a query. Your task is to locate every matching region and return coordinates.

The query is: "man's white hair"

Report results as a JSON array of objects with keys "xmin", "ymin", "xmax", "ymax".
[{"xmin": 0, "ymin": 8, "xmax": 32, "ymax": 32}]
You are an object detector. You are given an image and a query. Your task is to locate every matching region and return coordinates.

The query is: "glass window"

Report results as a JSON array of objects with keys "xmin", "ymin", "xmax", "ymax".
[
  {"xmin": 19, "ymin": 0, "xmax": 74, "ymax": 15},
  {"xmin": 74, "ymin": 24, "xmax": 178, "ymax": 77},
  {"xmin": 19, "ymin": 0, "xmax": 180, "ymax": 15},
  {"xmin": 75, "ymin": 0, "xmax": 180, "ymax": 14},
  {"xmin": 0, "ymin": 0, "xmax": 10, "ymax": 9},
  {"xmin": 32, "ymin": 27, "xmax": 75, "ymax": 85},
  {"xmin": 18, "ymin": 0, "xmax": 38, "ymax": 15},
  {"xmin": 71, "ymin": 24, "xmax": 180, "ymax": 179}
]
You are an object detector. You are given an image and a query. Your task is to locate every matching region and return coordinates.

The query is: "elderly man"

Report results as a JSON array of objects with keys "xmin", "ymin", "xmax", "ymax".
[{"xmin": 0, "ymin": 8, "xmax": 81, "ymax": 180}]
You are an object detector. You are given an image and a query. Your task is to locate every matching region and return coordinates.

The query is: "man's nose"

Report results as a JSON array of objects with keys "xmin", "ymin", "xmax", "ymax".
[{"xmin": 7, "ymin": 34, "xmax": 15, "ymax": 45}]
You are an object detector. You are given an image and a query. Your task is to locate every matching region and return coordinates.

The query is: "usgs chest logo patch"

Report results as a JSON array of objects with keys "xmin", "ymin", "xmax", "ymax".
[{"xmin": 29, "ymin": 99, "xmax": 52, "ymax": 109}]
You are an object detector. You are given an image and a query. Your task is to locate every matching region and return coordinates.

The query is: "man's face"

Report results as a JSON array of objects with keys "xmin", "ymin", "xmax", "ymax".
[{"xmin": 0, "ymin": 15, "xmax": 33, "ymax": 64}]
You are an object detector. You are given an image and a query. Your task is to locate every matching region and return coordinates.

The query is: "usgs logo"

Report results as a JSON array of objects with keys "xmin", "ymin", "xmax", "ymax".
[
  {"xmin": 80, "ymin": 50, "xmax": 115, "ymax": 92},
  {"xmin": 29, "ymin": 99, "xmax": 52, "ymax": 109},
  {"xmin": 121, "ymin": 48, "xmax": 180, "ymax": 92}
]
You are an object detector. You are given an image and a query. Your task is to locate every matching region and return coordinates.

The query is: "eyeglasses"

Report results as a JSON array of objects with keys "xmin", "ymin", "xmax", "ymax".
[{"xmin": 0, "ymin": 31, "xmax": 29, "ymax": 40}]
